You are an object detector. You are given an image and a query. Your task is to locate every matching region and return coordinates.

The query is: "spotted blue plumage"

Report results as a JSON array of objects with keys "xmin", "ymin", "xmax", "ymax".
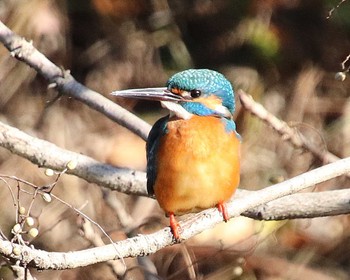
[
  {"xmin": 167, "ymin": 69, "xmax": 236, "ymax": 114},
  {"xmin": 146, "ymin": 69, "xmax": 240, "ymax": 196}
]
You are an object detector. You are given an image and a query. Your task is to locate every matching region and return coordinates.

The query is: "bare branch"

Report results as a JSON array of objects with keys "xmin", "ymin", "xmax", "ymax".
[
  {"xmin": 0, "ymin": 20, "xmax": 151, "ymax": 141},
  {"xmin": 0, "ymin": 121, "xmax": 148, "ymax": 196},
  {"xmin": 240, "ymin": 189, "xmax": 350, "ymax": 220},
  {"xmin": 1, "ymin": 156, "xmax": 350, "ymax": 269},
  {"xmin": 238, "ymin": 90, "xmax": 340, "ymax": 164}
]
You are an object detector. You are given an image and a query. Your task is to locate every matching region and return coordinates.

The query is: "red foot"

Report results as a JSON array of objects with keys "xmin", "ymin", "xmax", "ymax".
[
  {"xmin": 169, "ymin": 213, "xmax": 181, "ymax": 241},
  {"xmin": 217, "ymin": 202, "xmax": 229, "ymax": 222}
]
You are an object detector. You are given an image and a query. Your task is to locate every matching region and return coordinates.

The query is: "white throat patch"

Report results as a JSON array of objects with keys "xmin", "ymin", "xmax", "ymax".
[
  {"xmin": 213, "ymin": 104, "xmax": 233, "ymax": 119},
  {"xmin": 160, "ymin": 101, "xmax": 193, "ymax": 120}
]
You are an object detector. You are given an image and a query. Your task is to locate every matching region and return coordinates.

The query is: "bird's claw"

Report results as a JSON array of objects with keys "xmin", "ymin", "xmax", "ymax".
[
  {"xmin": 169, "ymin": 213, "xmax": 181, "ymax": 242},
  {"xmin": 217, "ymin": 202, "xmax": 229, "ymax": 222}
]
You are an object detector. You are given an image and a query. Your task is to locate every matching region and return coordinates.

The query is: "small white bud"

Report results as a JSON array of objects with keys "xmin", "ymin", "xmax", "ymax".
[
  {"xmin": 19, "ymin": 206, "xmax": 26, "ymax": 215},
  {"xmin": 66, "ymin": 160, "xmax": 77, "ymax": 170},
  {"xmin": 12, "ymin": 247, "xmax": 21, "ymax": 256},
  {"xmin": 28, "ymin": 228, "xmax": 39, "ymax": 238},
  {"xmin": 12, "ymin": 224, "xmax": 22, "ymax": 234},
  {"xmin": 42, "ymin": 193, "xmax": 52, "ymax": 203},
  {"xmin": 335, "ymin": 72, "xmax": 346, "ymax": 81},
  {"xmin": 45, "ymin": 168, "xmax": 54, "ymax": 177},
  {"xmin": 47, "ymin": 82, "xmax": 57, "ymax": 89},
  {"xmin": 26, "ymin": 217, "xmax": 35, "ymax": 227},
  {"xmin": 232, "ymin": 266, "xmax": 243, "ymax": 276}
]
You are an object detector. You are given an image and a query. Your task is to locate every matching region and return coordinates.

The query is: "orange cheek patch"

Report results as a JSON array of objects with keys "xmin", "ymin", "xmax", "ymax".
[
  {"xmin": 193, "ymin": 95, "xmax": 222, "ymax": 110},
  {"xmin": 170, "ymin": 88, "xmax": 183, "ymax": 95}
]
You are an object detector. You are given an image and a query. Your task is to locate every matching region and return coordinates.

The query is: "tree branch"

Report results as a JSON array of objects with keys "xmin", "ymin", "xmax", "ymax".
[
  {"xmin": 238, "ymin": 90, "xmax": 340, "ymax": 164},
  {"xmin": 240, "ymin": 189, "xmax": 350, "ymax": 220},
  {"xmin": 0, "ymin": 20, "xmax": 151, "ymax": 141},
  {"xmin": 1, "ymin": 156, "xmax": 350, "ymax": 269},
  {"xmin": 0, "ymin": 121, "xmax": 148, "ymax": 196}
]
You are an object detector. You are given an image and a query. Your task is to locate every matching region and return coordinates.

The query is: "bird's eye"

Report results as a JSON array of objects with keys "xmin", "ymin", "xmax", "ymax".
[{"xmin": 190, "ymin": 89, "xmax": 202, "ymax": 98}]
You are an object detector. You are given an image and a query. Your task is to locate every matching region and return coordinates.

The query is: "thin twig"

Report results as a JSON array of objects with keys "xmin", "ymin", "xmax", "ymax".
[
  {"xmin": 238, "ymin": 90, "xmax": 341, "ymax": 165},
  {"xmin": 80, "ymin": 218, "xmax": 126, "ymax": 277},
  {"xmin": 179, "ymin": 245, "xmax": 197, "ymax": 280},
  {"xmin": 341, "ymin": 53, "xmax": 350, "ymax": 71},
  {"xmin": 0, "ymin": 177, "xmax": 17, "ymax": 209},
  {"xmin": 327, "ymin": 0, "xmax": 348, "ymax": 19},
  {"xmin": 26, "ymin": 187, "xmax": 39, "ymax": 219},
  {"xmin": 0, "ymin": 174, "xmax": 125, "ymax": 265},
  {"xmin": 50, "ymin": 193, "xmax": 125, "ymax": 266}
]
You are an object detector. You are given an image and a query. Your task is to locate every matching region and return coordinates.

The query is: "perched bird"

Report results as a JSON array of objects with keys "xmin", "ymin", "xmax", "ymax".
[{"xmin": 112, "ymin": 69, "xmax": 241, "ymax": 240}]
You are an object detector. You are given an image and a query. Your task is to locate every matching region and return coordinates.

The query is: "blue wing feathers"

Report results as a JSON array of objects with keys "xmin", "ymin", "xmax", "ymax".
[{"xmin": 146, "ymin": 116, "xmax": 169, "ymax": 195}]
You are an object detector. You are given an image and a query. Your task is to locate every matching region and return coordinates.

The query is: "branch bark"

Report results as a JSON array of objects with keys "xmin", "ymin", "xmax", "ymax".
[
  {"xmin": 1, "ymin": 156, "xmax": 350, "ymax": 269},
  {"xmin": 0, "ymin": 20, "xmax": 151, "ymax": 141},
  {"xmin": 0, "ymin": 121, "xmax": 148, "ymax": 196},
  {"xmin": 240, "ymin": 188, "xmax": 350, "ymax": 220}
]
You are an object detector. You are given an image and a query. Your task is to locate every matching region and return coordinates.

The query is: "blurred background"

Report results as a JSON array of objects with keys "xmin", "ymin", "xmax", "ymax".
[{"xmin": 1, "ymin": 0, "xmax": 350, "ymax": 279}]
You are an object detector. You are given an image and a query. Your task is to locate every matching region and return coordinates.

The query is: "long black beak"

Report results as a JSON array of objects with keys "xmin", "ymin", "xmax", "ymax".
[{"xmin": 111, "ymin": 87, "xmax": 185, "ymax": 102}]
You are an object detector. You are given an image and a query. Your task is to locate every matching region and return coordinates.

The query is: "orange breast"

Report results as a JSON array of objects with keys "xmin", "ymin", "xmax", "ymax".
[{"xmin": 153, "ymin": 115, "xmax": 240, "ymax": 215}]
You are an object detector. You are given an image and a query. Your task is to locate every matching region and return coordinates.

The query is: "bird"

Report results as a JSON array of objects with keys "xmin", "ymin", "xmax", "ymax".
[{"xmin": 112, "ymin": 69, "xmax": 241, "ymax": 241}]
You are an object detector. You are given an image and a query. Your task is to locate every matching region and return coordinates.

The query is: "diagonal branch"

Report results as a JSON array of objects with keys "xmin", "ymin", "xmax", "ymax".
[
  {"xmin": 1, "ymin": 156, "xmax": 350, "ymax": 269},
  {"xmin": 0, "ymin": 20, "xmax": 151, "ymax": 141},
  {"xmin": 238, "ymin": 90, "xmax": 340, "ymax": 164},
  {"xmin": 0, "ymin": 120, "xmax": 148, "ymax": 196}
]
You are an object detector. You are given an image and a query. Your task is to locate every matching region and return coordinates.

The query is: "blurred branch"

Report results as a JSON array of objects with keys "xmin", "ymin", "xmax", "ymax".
[
  {"xmin": 102, "ymin": 190, "xmax": 135, "ymax": 228},
  {"xmin": 0, "ymin": 121, "xmax": 148, "ymax": 196},
  {"xmin": 246, "ymin": 254, "xmax": 337, "ymax": 280},
  {"xmin": 238, "ymin": 90, "xmax": 340, "ymax": 164},
  {"xmin": 0, "ymin": 20, "xmax": 151, "ymax": 141},
  {"xmin": 341, "ymin": 53, "xmax": 350, "ymax": 71},
  {"xmin": 1, "ymin": 155, "xmax": 350, "ymax": 269},
  {"xmin": 327, "ymin": 0, "xmax": 348, "ymax": 19}
]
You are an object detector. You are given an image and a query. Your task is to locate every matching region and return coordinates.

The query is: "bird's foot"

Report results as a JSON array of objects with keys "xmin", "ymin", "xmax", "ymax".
[
  {"xmin": 217, "ymin": 202, "xmax": 229, "ymax": 222},
  {"xmin": 169, "ymin": 213, "xmax": 181, "ymax": 242}
]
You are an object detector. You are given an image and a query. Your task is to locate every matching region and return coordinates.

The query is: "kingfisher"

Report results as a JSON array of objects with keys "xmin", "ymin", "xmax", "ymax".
[{"xmin": 112, "ymin": 69, "xmax": 241, "ymax": 241}]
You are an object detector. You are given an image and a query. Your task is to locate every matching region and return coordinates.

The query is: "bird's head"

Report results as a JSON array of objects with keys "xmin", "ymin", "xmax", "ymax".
[{"xmin": 112, "ymin": 69, "xmax": 235, "ymax": 120}]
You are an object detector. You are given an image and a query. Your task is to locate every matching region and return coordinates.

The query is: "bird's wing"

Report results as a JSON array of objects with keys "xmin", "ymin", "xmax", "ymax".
[
  {"xmin": 221, "ymin": 118, "xmax": 242, "ymax": 139},
  {"xmin": 146, "ymin": 115, "xmax": 169, "ymax": 195}
]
